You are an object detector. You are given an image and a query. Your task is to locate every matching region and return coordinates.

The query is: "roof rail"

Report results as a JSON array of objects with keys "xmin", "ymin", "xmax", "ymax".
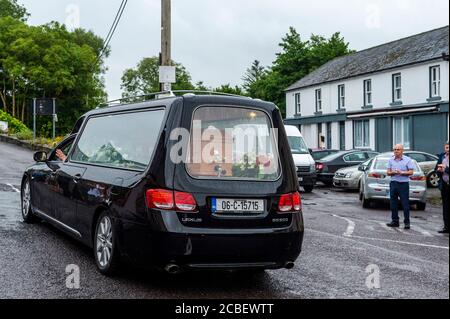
[{"xmin": 97, "ymin": 90, "xmax": 251, "ymax": 108}]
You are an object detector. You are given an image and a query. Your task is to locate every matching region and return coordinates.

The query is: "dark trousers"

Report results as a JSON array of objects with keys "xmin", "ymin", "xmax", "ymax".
[
  {"xmin": 442, "ymin": 182, "xmax": 449, "ymax": 230},
  {"xmin": 390, "ymin": 181, "xmax": 410, "ymax": 225}
]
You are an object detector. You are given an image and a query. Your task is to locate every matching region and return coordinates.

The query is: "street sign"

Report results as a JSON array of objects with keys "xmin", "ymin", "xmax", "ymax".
[
  {"xmin": 35, "ymin": 98, "xmax": 55, "ymax": 116},
  {"xmin": 0, "ymin": 121, "xmax": 8, "ymax": 133},
  {"xmin": 159, "ymin": 66, "xmax": 176, "ymax": 83},
  {"xmin": 33, "ymin": 98, "xmax": 57, "ymax": 140}
]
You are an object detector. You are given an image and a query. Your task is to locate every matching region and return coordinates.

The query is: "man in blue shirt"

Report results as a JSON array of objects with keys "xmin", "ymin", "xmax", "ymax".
[{"xmin": 386, "ymin": 144, "xmax": 415, "ymax": 229}]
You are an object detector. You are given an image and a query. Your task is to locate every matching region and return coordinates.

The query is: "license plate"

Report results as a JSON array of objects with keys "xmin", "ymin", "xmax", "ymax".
[{"xmin": 212, "ymin": 198, "xmax": 265, "ymax": 213}]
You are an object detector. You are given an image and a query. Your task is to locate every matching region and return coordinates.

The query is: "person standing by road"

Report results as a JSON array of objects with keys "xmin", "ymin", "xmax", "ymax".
[
  {"xmin": 436, "ymin": 141, "xmax": 449, "ymax": 234},
  {"xmin": 386, "ymin": 144, "xmax": 415, "ymax": 229}
]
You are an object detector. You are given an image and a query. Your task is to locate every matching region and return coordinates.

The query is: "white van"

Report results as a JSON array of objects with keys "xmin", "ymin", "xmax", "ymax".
[{"xmin": 285, "ymin": 125, "xmax": 316, "ymax": 192}]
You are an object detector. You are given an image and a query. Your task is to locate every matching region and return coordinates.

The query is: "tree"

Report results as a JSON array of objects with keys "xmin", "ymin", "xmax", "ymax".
[
  {"xmin": 0, "ymin": 16, "xmax": 109, "ymax": 136},
  {"xmin": 121, "ymin": 56, "xmax": 195, "ymax": 99},
  {"xmin": 242, "ymin": 60, "xmax": 266, "ymax": 93},
  {"xmin": 0, "ymin": 0, "xmax": 29, "ymax": 21},
  {"xmin": 213, "ymin": 84, "xmax": 245, "ymax": 96},
  {"xmin": 246, "ymin": 27, "xmax": 353, "ymax": 116}
]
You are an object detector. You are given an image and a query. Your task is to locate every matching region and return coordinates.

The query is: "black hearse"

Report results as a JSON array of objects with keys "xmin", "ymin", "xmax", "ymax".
[{"xmin": 21, "ymin": 92, "xmax": 304, "ymax": 275}]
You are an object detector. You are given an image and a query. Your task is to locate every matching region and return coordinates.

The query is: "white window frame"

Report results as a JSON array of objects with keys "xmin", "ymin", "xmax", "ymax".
[
  {"xmin": 392, "ymin": 73, "xmax": 402, "ymax": 102},
  {"xmin": 430, "ymin": 66, "xmax": 441, "ymax": 98},
  {"xmin": 315, "ymin": 89, "xmax": 322, "ymax": 112},
  {"xmin": 393, "ymin": 117, "xmax": 411, "ymax": 150},
  {"xmin": 338, "ymin": 84, "xmax": 345, "ymax": 109},
  {"xmin": 364, "ymin": 79, "xmax": 372, "ymax": 106},
  {"xmin": 354, "ymin": 120, "xmax": 370, "ymax": 149},
  {"xmin": 294, "ymin": 93, "xmax": 301, "ymax": 114}
]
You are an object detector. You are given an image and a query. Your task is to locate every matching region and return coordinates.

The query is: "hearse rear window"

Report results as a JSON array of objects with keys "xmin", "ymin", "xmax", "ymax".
[
  {"xmin": 185, "ymin": 106, "xmax": 280, "ymax": 180},
  {"xmin": 71, "ymin": 109, "xmax": 165, "ymax": 170}
]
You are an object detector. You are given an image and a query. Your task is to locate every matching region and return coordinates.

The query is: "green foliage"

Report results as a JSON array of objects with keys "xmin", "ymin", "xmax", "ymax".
[
  {"xmin": 0, "ymin": 15, "xmax": 108, "ymax": 137},
  {"xmin": 245, "ymin": 27, "xmax": 353, "ymax": 116},
  {"xmin": 213, "ymin": 84, "xmax": 246, "ymax": 96},
  {"xmin": 121, "ymin": 56, "xmax": 195, "ymax": 98},
  {"xmin": 0, "ymin": 109, "xmax": 30, "ymax": 134},
  {"xmin": 15, "ymin": 129, "xmax": 32, "ymax": 140},
  {"xmin": 0, "ymin": 0, "xmax": 29, "ymax": 21},
  {"xmin": 242, "ymin": 60, "xmax": 266, "ymax": 92}
]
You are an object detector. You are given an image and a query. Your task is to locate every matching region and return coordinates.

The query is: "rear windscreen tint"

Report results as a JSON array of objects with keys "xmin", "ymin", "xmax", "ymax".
[{"xmin": 185, "ymin": 106, "xmax": 280, "ymax": 180}]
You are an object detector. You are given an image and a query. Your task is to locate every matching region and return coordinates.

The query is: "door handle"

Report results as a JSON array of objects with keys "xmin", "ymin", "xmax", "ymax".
[{"xmin": 73, "ymin": 174, "xmax": 82, "ymax": 183}]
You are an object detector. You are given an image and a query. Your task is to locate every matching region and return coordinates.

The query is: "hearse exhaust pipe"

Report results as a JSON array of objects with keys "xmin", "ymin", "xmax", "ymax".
[
  {"xmin": 285, "ymin": 262, "xmax": 295, "ymax": 270},
  {"xmin": 165, "ymin": 264, "xmax": 182, "ymax": 274}
]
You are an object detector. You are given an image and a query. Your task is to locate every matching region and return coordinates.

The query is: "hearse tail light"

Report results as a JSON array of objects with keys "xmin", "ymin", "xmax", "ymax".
[
  {"xmin": 292, "ymin": 192, "xmax": 302, "ymax": 212},
  {"xmin": 278, "ymin": 192, "xmax": 302, "ymax": 213},
  {"xmin": 315, "ymin": 163, "xmax": 324, "ymax": 171},
  {"xmin": 146, "ymin": 189, "xmax": 198, "ymax": 212},
  {"xmin": 146, "ymin": 189, "xmax": 174, "ymax": 209},
  {"xmin": 174, "ymin": 191, "xmax": 198, "ymax": 212},
  {"xmin": 410, "ymin": 175, "xmax": 426, "ymax": 181}
]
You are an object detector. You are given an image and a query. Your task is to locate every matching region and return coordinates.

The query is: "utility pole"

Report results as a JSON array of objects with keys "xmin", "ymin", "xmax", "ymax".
[{"xmin": 160, "ymin": 0, "xmax": 174, "ymax": 92}]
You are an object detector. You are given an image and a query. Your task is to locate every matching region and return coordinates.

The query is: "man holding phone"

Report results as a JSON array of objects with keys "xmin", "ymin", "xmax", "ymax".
[
  {"xmin": 386, "ymin": 144, "xmax": 415, "ymax": 229},
  {"xmin": 436, "ymin": 141, "xmax": 449, "ymax": 234}
]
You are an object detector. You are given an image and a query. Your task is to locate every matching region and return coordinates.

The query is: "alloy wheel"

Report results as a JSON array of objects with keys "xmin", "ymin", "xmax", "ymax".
[{"xmin": 96, "ymin": 216, "xmax": 113, "ymax": 268}]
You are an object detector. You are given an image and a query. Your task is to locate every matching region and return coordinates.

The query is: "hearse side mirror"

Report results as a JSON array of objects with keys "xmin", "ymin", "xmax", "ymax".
[
  {"xmin": 358, "ymin": 164, "xmax": 367, "ymax": 172},
  {"xmin": 33, "ymin": 151, "xmax": 48, "ymax": 162},
  {"xmin": 308, "ymin": 148, "xmax": 313, "ymax": 154}
]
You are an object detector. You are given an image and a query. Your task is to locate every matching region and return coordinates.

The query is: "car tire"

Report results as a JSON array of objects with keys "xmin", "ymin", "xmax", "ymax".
[
  {"xmin": 94, "ymin": 212, "xmax": 121, "ymax": 276},
  {"xmin": 362, "ymin": 194, "xmax": 371, "ymax": 209},
  {"xmin": 416, "ymin": 202, "xmax": 426, "ymax": 211},
  {"xmin": 21, "ymin": 178, "xmax": 39, "ymax": 224},
  {"xmin": 303, "ymin": 185, "xmax": 314, "ymax": 193},
  {"xmin": 427, "ymin": 172, "xmax": 440, "ymax": 188}
]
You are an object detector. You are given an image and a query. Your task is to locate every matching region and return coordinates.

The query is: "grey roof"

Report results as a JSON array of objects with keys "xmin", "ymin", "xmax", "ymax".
[{"xmin": 285, "ymin": 26, "xmax": 449, "ymax": 91}]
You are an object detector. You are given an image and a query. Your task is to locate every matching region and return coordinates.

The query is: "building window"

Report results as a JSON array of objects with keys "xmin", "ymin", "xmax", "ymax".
[
  {"xmin": 339, "ymin": 121, "xmax": 345, "ymax": 150},
  {"xmin": 294, "ymin": 93, "xmax": 301, "ymax": 114},
  {"xmin": 393, "ymin": 117, "xmax": 410, "ymax": 150},
  {"xmin": 338, "ymin": 85, "xmax": 345, "ymax": 109},
  {"xmin": 315, "ymin": 89, "xmax": 322, "ymax": 112},
  {"xmin": 354, "ymin": 120, "xmax": 370, "ymax": 148},
  {"xmin": 364, "ymin": 80, "xmax": 372, "ymax": 106},
  {"xmin": 430, "ymin": 66, "xmax": 441, "ymax": 98},
  {"xmin": 392, "ymin": 73, "xmax": 402, "ymax": 102}
]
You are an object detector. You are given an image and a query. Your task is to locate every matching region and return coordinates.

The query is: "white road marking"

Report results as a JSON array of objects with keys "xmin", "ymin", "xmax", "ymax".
[
  {"xmin": 411, "ymin": 225, "xmax": 433, "ymax": 237},
  {"xmin": 332, "ymin": 214, "xmax": 355, "ymax": 237},
  {"xmin": 330, "ymin": 215, "xmax": 447, "ymax": 249},
  {"xmin": 7, "ymin": 184, "xmax": 19, "ymax": 193},
  {"xmin": 309, "ymin": 228, "xmax": 450, "ymax": 254},
  {"xmin": 379, "ymin": 222, "xmax": 395, "ymax": 232},
  {"xmin": 349, "ymin": 234, "xmax": 448, "ymax": 250}
]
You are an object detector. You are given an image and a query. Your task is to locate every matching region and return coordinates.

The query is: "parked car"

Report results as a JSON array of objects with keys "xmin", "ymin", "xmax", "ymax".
[
  {"xmin": 359, "ymin": 156, "xmax": 427, "ymax": 210},
  {"xmin": 315, "ymin": 150, "xmax": 379, "ymax": 186},
  {"xmin": 21, "ymin": 93, "xmax": 304, "ymax": 275},
  {"xmin": 310, "ymin": 149, "xmax": 340, "ymax": 161},
  {"xmin": 333, "ymin": 159, "xmax": 371, "ymax": 190},
  {"xmin": 285, "ymin": 125, "xmax": 316, "ymax": 193},
  {"xmin": 379, "ymin": 151, "xmax": 439, "ymax": 188}
]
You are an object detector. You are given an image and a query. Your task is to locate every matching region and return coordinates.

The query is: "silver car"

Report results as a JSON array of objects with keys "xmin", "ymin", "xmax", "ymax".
[
  {"xmin": 359, "ymin": 156, "xmax": 427, "ymax": 210},
  {"xmin": 379, "ymin": 151, "xmax": 439, "ymax": 188},
  {"xmin": 333, "ymin": 159, "xmax": 370, "ymax": 190}
]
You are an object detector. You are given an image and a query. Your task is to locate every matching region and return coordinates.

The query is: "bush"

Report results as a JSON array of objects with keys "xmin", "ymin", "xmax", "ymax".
[
  {"xmin": 0, "ymin": 110, "xmax": 30, "ymax": 134},
  {"xmin": 15, "ymin": 130, "xmax": 33, "ymax": 140}
]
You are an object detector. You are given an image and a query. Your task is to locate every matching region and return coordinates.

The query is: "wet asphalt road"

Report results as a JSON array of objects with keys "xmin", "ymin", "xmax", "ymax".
[{"xmin": 0, "ymin": 140, "xmax": 448, "ymax": 299}]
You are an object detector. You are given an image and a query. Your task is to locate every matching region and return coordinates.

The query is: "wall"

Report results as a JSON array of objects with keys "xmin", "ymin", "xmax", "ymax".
[{"xmin": 286, "ymin": 60, "xmax": 449, "ymax": 118}]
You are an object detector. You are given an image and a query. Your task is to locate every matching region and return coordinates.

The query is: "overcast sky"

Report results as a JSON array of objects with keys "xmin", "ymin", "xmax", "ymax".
[{"xmin": 20, "ymin": 0, "xmax": 449, "ymax": 100}]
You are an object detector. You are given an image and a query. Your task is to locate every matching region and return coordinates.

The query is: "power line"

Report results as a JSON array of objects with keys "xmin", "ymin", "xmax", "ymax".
[{"xmin": 92, "ymin": 0, "xmax": 128, "ymax": 68}]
